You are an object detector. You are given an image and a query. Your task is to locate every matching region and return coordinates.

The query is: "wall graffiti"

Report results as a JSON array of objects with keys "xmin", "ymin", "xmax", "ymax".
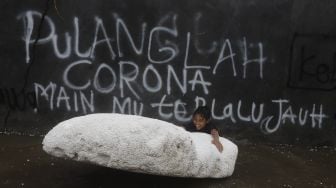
[
  {"xmin": 0, "ymin": 88, "xmax": 37, "ymax": 111},
  {"xmin": 0, "ymin": 88, "xmax": 37, "ymax": 126},
  {"xmin": 12, "ymin": 10, "xmax": 329, "ymax": 134},
  {"xmin": 288, "ymin": 33, "xmax": 336, "ymax": 91}
]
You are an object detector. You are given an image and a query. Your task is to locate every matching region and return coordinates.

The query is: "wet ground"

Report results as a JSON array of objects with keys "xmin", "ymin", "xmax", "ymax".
[{"xmin": 0, "ymin": 134, "xmax": 336, "ymax": 188}]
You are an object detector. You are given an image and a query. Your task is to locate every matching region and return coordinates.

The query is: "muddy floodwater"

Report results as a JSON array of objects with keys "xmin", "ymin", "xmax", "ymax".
[{"xmin": 0, "ymin": 134, "xmax": 335, "ymax": 188}]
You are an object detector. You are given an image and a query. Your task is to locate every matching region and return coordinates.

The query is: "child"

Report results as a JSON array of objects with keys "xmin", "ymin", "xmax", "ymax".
[{"xmin": 184, "ymin": 106, "xmax": 224, "ymax": 152}]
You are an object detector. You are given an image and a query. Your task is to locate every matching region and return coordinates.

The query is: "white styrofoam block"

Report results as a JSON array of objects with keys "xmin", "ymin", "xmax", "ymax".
[{"xmin": 43, "ymin": 113, "xmax": 238, "ymax": 178}]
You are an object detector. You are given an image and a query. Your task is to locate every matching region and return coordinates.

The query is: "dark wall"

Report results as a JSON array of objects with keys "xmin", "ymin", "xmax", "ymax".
[{"xmin": 1, "ymin": 0, "xmax": 336, "ymax": 145}]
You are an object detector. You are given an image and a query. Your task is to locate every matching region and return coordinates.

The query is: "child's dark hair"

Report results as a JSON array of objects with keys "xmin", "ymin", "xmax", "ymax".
[{"xmin": 193, "ymin": 106, "xmax": 211, "ymax": 120}]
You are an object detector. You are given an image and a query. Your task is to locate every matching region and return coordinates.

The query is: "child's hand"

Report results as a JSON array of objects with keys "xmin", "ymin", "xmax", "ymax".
[
  {"xmin": 211, "ymin": 129, "xmax": 219, "ymax": 138},
  {"xmin": 211, "ymin": 129, "xmax": 223, "ymax": 153}
]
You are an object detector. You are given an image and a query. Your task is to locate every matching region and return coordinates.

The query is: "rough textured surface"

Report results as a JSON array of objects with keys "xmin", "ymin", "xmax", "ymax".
[{"xmin": 42, "ymin": 113, "xmax": 238, "ymax": 178}]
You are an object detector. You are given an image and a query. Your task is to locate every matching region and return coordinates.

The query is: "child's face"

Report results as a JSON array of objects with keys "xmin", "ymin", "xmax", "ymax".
[{"xmin": 192, "ymin": 114, "xmax": 209, "ymax": 130}]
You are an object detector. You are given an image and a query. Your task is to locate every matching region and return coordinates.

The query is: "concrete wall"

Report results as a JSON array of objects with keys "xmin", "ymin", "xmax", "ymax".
[{"xmin": 1, "ymin": 0, "xmax": 336, "ymax": 145}]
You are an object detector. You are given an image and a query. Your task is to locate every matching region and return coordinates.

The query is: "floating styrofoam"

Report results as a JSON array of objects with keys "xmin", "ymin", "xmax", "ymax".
[{"xmin": 42, "ymin": 113, "xmax": 238, "ymax": 178}]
